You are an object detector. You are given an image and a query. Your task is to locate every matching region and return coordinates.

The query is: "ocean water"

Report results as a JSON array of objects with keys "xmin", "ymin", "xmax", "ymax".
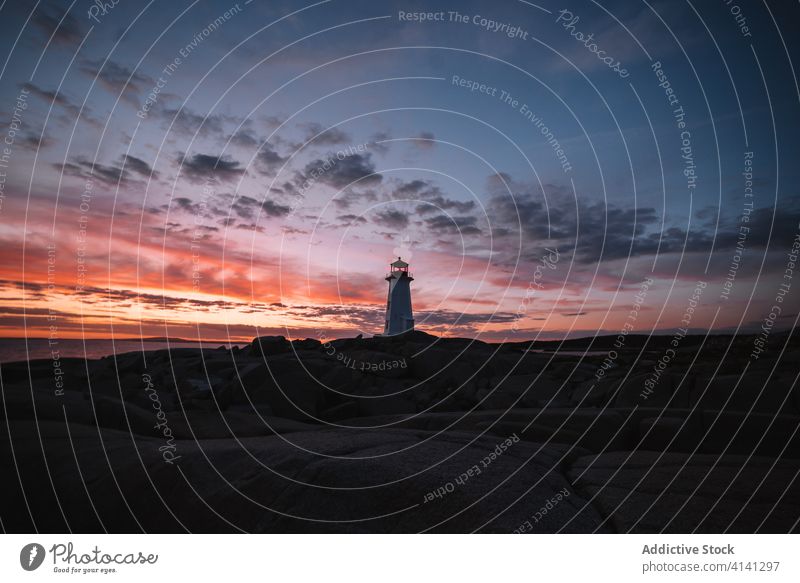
[
  {"xmin": 0, "ymin": 338, "xmax": 248, "ymax": 363},
  {"xmin": 0, "ymin": 339, "xmax": 616, "ymax": 364}
]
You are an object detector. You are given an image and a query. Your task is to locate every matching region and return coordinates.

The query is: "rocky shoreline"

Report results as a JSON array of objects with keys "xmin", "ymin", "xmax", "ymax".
[{"xmin": 1, "ymin": 330, "xmax": 798, "ymax": 532}]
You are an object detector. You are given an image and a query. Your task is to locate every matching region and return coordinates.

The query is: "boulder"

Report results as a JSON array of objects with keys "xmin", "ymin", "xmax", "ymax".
[
  {"xmin": 249, "ymin": 336, "xmax": 291, "ymax": 357},
  {"xmin": 482, "ymin": 408, "xmax": 631, "ymax": 452},
  {"xmin": 638, "ymin": 414, "xmax": 703, "ymax": 452},
  {"xmin": 481, "ymin": 374, "xmax": 568, "ymax": 409},
  {"xmin": 614, "ymin": 372, "xmax": 671, "ymax": 408},
  {"xmin": 249, "ymin": 369, "xmax": 326, "ymax": 421},
  {"xmin": 570, "ymin": 379, "xmax": 611, "ymax": 407},
  {"xmin": 321, "ymin": 364, "xmax": 360, "ymax": 392},
  {"xmin": 700, "ymin": 410, "xmax": 800, "ymax": 458},
  {"xmin": 568, "ymin": 451, "xmax": 800, "ymax": 532},
  {"xmin": 89, "ymin": 394, "xmax": 158, "ymax": 435},
  {"xmin": 291, "ymin": 338, "xmax": 322, "ymax": 351},
  {"xmin": 344, "ymin": 349, "xmax": 410, "ymax": 379},
  {"xmin": 319, "ymin": 401, "xmax": 359, "ymax": 421},
  {"xmin": 409, "ymin": 348, "xmax": 456, "ymax": 380},
  {"xmin": 694, "ymin": 374, "xmax": 795, "ymax": 415},
  {"xmin": 226, "ymin": 362, "xmax": 267, "ymax": 404},
  {"xmin": 1, "ymin": 423, "xmax": 605, "ymax": 533},
  {"xmin": 357, "ymin": 393, "xmax": 416, "ymax": 417}
]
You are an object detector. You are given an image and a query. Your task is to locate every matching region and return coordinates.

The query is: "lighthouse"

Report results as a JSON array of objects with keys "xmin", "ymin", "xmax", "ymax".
[{"xmin": 383, "ymin": 257, "xmax": 414, "ymax": 335}]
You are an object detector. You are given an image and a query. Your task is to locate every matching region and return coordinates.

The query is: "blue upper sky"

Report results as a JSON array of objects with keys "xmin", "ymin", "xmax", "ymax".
[{"xmin": 0, "ymin": 0, "xmax": 798, "ymax": 340}]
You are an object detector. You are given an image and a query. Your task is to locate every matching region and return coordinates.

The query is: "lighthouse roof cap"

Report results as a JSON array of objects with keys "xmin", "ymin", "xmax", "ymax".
[{"xmin": 391, "ymin": 257, "xmax": 409, "ymax": 268}]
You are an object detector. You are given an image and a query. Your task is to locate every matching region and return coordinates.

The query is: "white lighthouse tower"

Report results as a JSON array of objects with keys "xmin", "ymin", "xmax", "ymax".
[{"xmin": 383, "ymin": 257, "xmax": 414, "ymax": 335}]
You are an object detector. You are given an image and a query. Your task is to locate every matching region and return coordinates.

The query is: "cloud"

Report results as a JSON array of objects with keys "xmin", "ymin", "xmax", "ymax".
[
  {"xmin": 53, "ymin": 155, "xmax": 154, "ymax": 187},
  {"xmin": 229, "ymin": 195, "xmax": 259, "ymax": 220},
  {"xmin": 230, "ymin": 127, "xmax": 260, "ymax": 148},
  {"xmin": 370, "ymin": 131, "xmax": 392, "ymax": 155},
  {"xmin": 22, "ymin": 82, "xmax": 102, "ymax": 128},
  {"xmin": 164, "ymin": 191, "xmax": 295, "ymax": 227},
  {"xmin": 718, "ymin": 202, "xmax": 800, "ymax": 249},
  {"xmin": 388, "ymin": 179, "xmax": 476, "ymax": 215},
  {"xmin": 420, "ymin": 309, "xmax": 518, "ymax": 327},
  {"xmin": 260, "ymin": 115, "xmax": 284, "ymax": 130},
  {"xmin": 261, "ymin": 199, "xmax": 292, "ymax": 218},
  {"xmin": 122, "ymin": 155, "xmax": 158, "ymax": 179},
  {"xmin": 14, "ymin": 128, "xmax": 55, "ymax": 150},
  {"xmin": 410, "ymin": 131, "xmax": 436, "ymax": 149},
  {"xmin": 569, "ymin": 201, "xmax": 800, "ymax": 264},
  {"xmin": 79, "ymin": 59, "xmax": 153, "ymax": 106},
  {"xmin": 416, "ymin": 195, "xmax": 476, "ymax": 215},
  {"xmin": 337, "ymin": 214, "xmax": 368, "ymax": 225},
  {"xmin": 281, "ymin": 226, "xmax": 309, "ymax": 235},
  {"xmin": 392, "ymin": 179, "xmax": 430, "ymax": 198},
  {"xmin": 178, "ymin": 153, "xmax": 245, "ymax": 182},
  {"xmin": 256, "ymin": 143, "xmax": 288, "ymax": 175},
  {"xmin": 21, "ymin": 82, "xmax": 80, "ymax": 117},
  {"xmin": 301, "ymin": 152, "xmax": 381, "ymax": 189},
  {"xmin": 424, "ymin": 214, "xmax": 482, "ymax": 236},
  {"xmin": 166, "ymin": 189, "xmax": 292, "ymax": 225},
  {"xmin": 156, "ymin": 106, "xmax": 226, "ymax": 136},
  {"xmin": 32, "ymin": 4, "xmax": 84, "ymax": 45},
  {"xmin": 264, "ymin": 300, "xmax": 523, "ymax": 337},
  {"xmin": 373, "ymin": 209, "xmax": 410, "ymax": 230},
  {"xmin": 299, "ymin": 121, "xmax": 351, "ymax": 145},
  {"xmin": 571, "ymin": 204, "xmax": 660, "ymax": 263},
  {"xmin": 485, "ymin": 174, "xmax": 660, "ymax": 263},
  {"xmin": 0, "ymin": 280, "xmax": 287, "ymax": 322},
  {"xmin": 331, "ymin": 188, "xmax": 378, "ymax": 210},
  {"xmin": 171, "ymin": 197, "xmax": 199, "ymax": 213},
  {"xmin": 485, "ymin": 172, "xmax": 800, "ymax": 268}
]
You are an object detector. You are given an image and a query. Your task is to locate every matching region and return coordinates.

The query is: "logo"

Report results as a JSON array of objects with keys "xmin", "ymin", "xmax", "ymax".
[{"xmin": 20, "ymin": 543, "xmax": 46, "ymax": 571}]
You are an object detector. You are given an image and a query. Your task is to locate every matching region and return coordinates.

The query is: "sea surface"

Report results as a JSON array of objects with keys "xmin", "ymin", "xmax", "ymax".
[
  {"xmin": 0, "ymin": 338, "xmax": 248, "ymax": 363},
  {"xmin": 0, "ymin": 338, "xmax": 619, "ymax": 364}
]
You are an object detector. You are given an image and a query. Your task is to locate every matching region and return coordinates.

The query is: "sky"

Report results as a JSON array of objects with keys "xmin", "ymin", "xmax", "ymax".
[{"xmin": 0, "ymin": 0, "xmax": 798, "ymax": 342}]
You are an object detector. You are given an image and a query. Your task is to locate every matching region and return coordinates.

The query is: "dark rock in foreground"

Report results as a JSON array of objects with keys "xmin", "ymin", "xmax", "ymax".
[{"xmin": 1, "ymin": 329, "xmax": 798, "ymax": 532}]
